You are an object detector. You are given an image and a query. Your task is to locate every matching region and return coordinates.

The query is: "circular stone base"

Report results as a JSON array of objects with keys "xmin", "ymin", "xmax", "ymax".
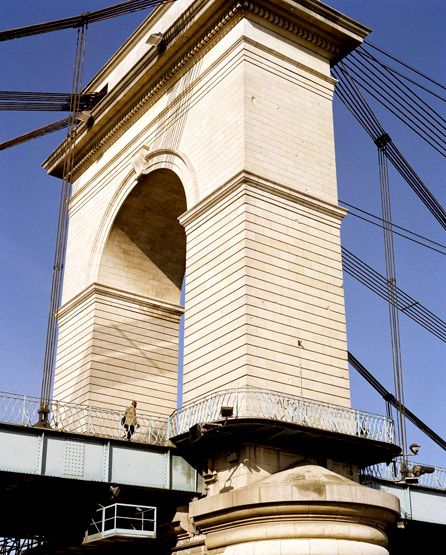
[
  {"xmin": 190, "ymin": 465, "xmax": 399, "ymax": 555},
  {"xmin": 223, "ymin": 538, "xmax": 389, "ymax": 555}
]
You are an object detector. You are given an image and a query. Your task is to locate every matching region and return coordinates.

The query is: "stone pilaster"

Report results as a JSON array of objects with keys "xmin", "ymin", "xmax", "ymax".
[
  {"xmin": 54, "ymin": 283, "xmax": 182, "ymax": 416},
  {"xmin": 181, "ymin": 174, "xmax": 350, "ymax": 407}
]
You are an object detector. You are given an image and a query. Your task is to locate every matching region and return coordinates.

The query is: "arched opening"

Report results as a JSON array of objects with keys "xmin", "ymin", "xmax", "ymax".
[
  {"xmin": 99, "ymin": 169, "xmax": 186, "ymax": 303},
  {"xmin": 90, "ymin": 169, "xmax": 187, "ymax": 417}
]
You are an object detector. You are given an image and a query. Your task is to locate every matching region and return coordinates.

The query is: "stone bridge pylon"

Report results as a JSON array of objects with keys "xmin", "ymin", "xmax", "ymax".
[{"xmin": 44, "ymin": 1, "xmax": 400, "ymax": 553}]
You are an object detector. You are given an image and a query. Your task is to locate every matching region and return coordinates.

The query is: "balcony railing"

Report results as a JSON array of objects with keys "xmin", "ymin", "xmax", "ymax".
[
  {"xmin": 168, "ymin": 387, "xmax": 396, "ymax": 444},
  {"xmin": 84, "ymin": 503, "xmax": 156, "ymax": 544},
  {"xmin": 0, "ymin": 391, "xmax": 168, "ymax": 446},
  {"xmin": 0, "ymin": 388, "xmax": 396, "ymax": 447},
  {"xmin": 362, "ymin": 462, "xmax": 446, "ymax": 490}
]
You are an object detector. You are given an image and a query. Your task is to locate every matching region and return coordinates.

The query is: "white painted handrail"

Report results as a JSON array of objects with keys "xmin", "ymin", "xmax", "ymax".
[
  {"xmin": 168, "ymin": 387, "xmax": 396, "ymax": 444},
  {"xmin": 0, "ymin": 391, "xmax": 167, "ymax": 445}
]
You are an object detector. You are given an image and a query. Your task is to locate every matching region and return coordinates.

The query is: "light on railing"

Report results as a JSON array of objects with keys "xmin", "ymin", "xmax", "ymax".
[
  {"xmin": 396, "ymin": 443, "xmax": 436, "ymax": 484},
  {"xmin": 412, "ymin": 464, "xmax": 435, "ymax": 478},
  {"xmin": 220, "ymin": 406, "xmax": 233, "ymax": 422}
]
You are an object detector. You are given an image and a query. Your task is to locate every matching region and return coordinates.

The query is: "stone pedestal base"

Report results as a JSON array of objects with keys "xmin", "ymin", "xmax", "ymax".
[
  {"xmin": 186, "ymin": 465, "xmax": 399, "ymax": 555},
  {"xmin": 222, "ymin": 539, "xmax": 388, "ymax": 555}
]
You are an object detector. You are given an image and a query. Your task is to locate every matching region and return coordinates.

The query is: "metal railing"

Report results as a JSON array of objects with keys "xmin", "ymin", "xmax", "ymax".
[
  {"xmin": 362, "ymin": 462, "xmax": 446, "ymax": 491},
  {"xmin": 0, "ymin": 391, "xmax": 168, "ymax": 445},
  {"xmin": 168, "ymin": 387, "xmax": 396, "ymax": 444},
  {"xmin": 84, "ymin": 503, "xmax": 156, "ymax": 543},
  {"xmin": 0, "ymin": 387, "xmax": 396, "ymax": 446}
]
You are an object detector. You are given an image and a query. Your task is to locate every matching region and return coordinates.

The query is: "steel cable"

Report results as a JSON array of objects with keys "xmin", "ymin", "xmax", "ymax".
[
  {"xmin": 365, "ymin": 40, "xmax": 446, "ymax": 93},
  {"xmin": 354, "ymin": 49, "xmax": 446, "ymax": 130},
  {"xmin": 0, "ymin": 117, "xmax": 71, "ymax": 151},
  {"xmin": 0, "ymin": 91, "xmax": 105, "ymax": 111},
  {"xmin": 341, "ymin": 60, "xmax": 446, "ymax": 156},
  {"xmin": 0, "ymin": 0, "xmax": 175, "ymax": 41},
  {"xmin": 348, "ymin": 352, "xmax": 446, "ymax": 451},
  {"xmin": 377, "ymin": 145, "xmax": 407, "ymax": 458},
  {"xmin": 359, "ymin": 50, "xmax": 446, "ymax": 103},
  {"xmin": 340, "ymin": 201, "xmax": 446, "ymax": 255},
  {"xmin": 38, "ymin": 24, "xmax": 89, "ymax": 424},
  {"xmin": 357, "ymin": 47, "xmax": 446, "ymax": 109},
  {"xmin": 333, "ymin": 66, "xmax": 446, "ymax": 230},
  {"xmin": 341, "ymin": 247, "xmax": 446, "ymax": 342}
]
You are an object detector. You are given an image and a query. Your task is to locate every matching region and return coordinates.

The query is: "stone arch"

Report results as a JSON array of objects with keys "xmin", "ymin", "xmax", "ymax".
[
  {"xmin": 77, "ymin": 164, "xmax": 191, "ymax": 416},
  {"xmin": 98, "ymin": 168, "xmax": 187, "ymax": 305},
  {"xmin": 88, "ymin": 148, "xmax": 197, "ymax": 285}
]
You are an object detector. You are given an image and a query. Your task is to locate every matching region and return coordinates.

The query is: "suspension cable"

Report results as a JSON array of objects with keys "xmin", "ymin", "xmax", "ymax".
[
  {"xmin": 377, "ymin": 138, "xmax": 408, "ymax": 460},
  {"xmin": 340, "ymin": 201, "xmax": 446, "ymax": 256},
  {"xmin": 348, "ymin": 352, "xmax": 446, "ymax": 451},
  {"xmin": 365, "ymin": 40, "xmax": 446, "ymax": 93},
  {"xmin": 348, "ymin": 51, "xmax": 446, "ymax": 143},
  {"xmin": 0, "ymin": 0, "xmax": 175, "ymax": 41},
  {"xmin": 332, "ymin": 64, "xmax": 446, "ymax": 230},
  {"xmin": 341, "ymin": 58, "xmax": 446, "ymax": 156},
  {"xmin": 359, "ymin": 48, "xmax": 446, "ymax": 103},
  {"xmin": 0, "ymin": 89, "xmax": 106, "ymax": 111},
  {"xmin": 38, "ymin": 24, "xmax": 89, "ymax": 425},
  {"xmin": 341, "ymin": 247, "xmax": 446, "ymax": 343},
  {"xmin": 0, "ymin": 117, "xmax": 71, "ymax": 151},
  {"xmin": 357, "ymin": 47, "xmax": 446, "ymax": 111}
]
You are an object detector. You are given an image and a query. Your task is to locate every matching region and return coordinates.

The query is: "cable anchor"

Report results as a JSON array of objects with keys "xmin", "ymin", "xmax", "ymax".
[{"xmin": 374, "ymin": 133, "xmax": 392, "ymax": 149}]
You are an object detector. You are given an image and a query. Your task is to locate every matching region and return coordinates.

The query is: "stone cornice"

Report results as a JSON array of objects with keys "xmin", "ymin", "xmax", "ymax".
[
  {"xmin": 43, "ymin": 0, "xmax": 368, "ymax": 180},
  {"xmin": 57, "ymin": 283, "xmax": 184, "ymax": 322},
  {"xmin": 43, "ymin": 1, "xmax": 242, "ymax": 179},
  {"xmin": 179, "ymin": 171, "xmax": 347, "ymax": 230}
]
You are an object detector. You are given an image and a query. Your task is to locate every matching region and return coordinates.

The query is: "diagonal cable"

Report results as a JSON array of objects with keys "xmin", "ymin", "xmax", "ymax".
[
  {"xmin": 0, "ymin": 0, "xmax": 175, "ymax": 41},
  {"xmin": 341, "ymin": 247, "xmax": 446, "ymax": 342},
  {"xmin": 359, "ymin": 46, "xmax": 446, "ymax": 103},
  {"xmin": 348, "ymin": 352, "xmax": 446, "ymax": 451},
  {"xmin": 341, "ymin": 58, "xmax": 446, "ymax": 156},
  {"xmin": 340, "ymin": 200, "xmax": 446, "ymax": 256},
  {"xmin": 0, "ymin": 117, "xmax": 71, "ymax": 151},
  {"xmin": 332, "ymin": 64, "xmax": 446, "ymax": 230},
  {"xmin": 364, "ymin": 40, "xmax": 446, "ymax": 93}
]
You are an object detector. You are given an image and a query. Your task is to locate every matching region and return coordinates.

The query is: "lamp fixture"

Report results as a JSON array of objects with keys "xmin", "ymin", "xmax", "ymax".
[{"xmin": 220, "ymin": 406, "xmax": 234, "ymax": 419}]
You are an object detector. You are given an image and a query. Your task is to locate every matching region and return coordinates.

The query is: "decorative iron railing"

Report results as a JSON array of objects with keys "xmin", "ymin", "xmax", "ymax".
[
  {"xmin": 362, "ymin": 462, "xmax": 446, "ymax": 490},
  {"xmin": 168, "ymin": 387, "xmax": 396, "ymax": 444},
  {"xmin": 0, "ymin": 391, "xmax": 168, "ymax": 445},
  {"xmin": 0, "ymin": 388, "xmax": 396, "ymax": 447}
]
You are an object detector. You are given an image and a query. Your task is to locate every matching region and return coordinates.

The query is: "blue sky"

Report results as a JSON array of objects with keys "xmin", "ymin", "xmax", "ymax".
[{"xmin": 0, "ymin": 1, "xmax": 444, "ymax": 467}]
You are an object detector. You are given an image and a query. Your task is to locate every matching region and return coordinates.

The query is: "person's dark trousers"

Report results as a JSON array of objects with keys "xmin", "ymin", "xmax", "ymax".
[{"xmin": 124, "ymin": 424, "xmax": 135, "ymax": 440}]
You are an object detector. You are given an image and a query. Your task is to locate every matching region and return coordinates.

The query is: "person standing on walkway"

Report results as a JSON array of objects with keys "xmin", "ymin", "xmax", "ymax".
[{"xmin": 123, "ymin": 400, "xmax": 139, "ymax": 440}]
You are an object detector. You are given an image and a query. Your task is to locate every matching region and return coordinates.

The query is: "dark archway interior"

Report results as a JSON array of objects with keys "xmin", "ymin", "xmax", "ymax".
[{"xmin": 99, "ymin": 169, "xmax": 187, "ymax": 305}]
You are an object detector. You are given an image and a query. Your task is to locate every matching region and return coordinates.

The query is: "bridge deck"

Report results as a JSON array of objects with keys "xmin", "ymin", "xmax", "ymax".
[
  {"xmin": 0, "ymin": 390, "xmax": 444, "ymax": 544},
  {"xmin": 0, "ymin": 421, "xmax": 199, "ymax": 542}
]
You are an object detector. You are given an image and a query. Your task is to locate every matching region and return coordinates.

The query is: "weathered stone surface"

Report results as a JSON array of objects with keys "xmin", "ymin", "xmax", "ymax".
[
  {"xmin": 45, "ymin": 3, "xmax": 398, "ymax": 553},
  {"xmin": 190, "ymin": 465, "xmax": 399, "ymax": 554},
  {"xmin": 47, "ymin": 0, "xmax": 369, "ymax": 411}
]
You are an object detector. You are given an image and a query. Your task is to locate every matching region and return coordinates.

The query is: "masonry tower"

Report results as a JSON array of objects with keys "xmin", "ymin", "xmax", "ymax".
[{"xmin": 45, "ymin": 1, "xmax": 400, "ymax": 553}]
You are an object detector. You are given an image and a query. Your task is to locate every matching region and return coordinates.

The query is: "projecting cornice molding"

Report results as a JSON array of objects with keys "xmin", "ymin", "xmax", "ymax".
[
  {"xmin": 44, "ymin": 0, "xmax": 369, "ymax": 179},
  {"xmin": 241, "ymin": 1, "xmax": 339, "ymax": 55},
  {"xmin": 57, "ymin": 282, "xmax": 184, "ymax": 323},
  {"xmin": 179, "ymin": 171, "xmax": 347, "ymax": 230}
]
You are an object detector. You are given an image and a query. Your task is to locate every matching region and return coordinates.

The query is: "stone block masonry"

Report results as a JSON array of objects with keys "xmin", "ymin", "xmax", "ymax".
[{"xmin": 181, "ymin": 174, "xmax": 350, "ymax": 406}]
